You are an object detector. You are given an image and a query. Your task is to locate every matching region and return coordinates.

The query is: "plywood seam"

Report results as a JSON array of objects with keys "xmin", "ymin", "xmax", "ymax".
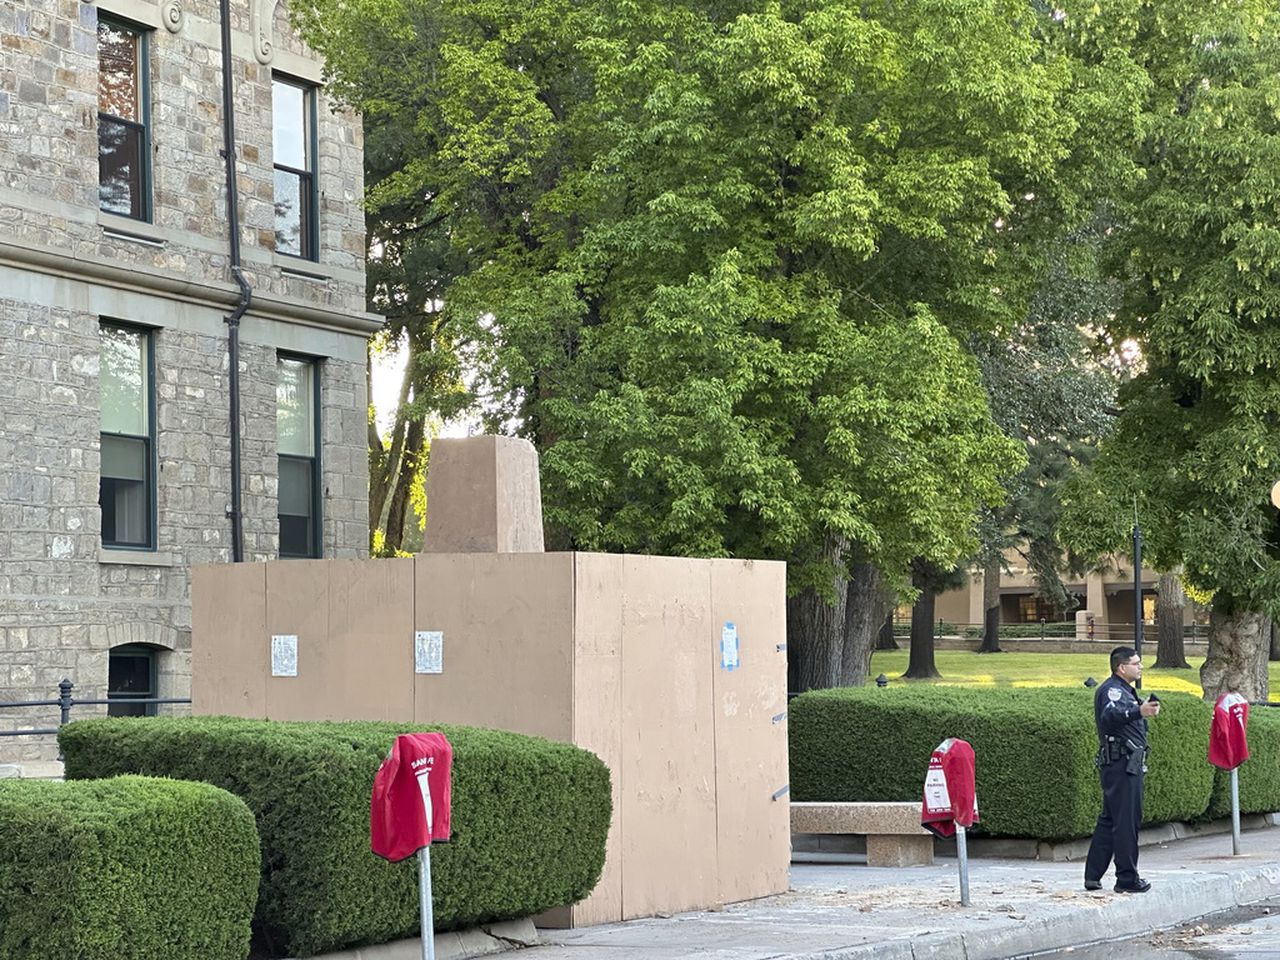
[{"xmin": 708, "ymin": 563, "xmax": 722, "ymax": 908}]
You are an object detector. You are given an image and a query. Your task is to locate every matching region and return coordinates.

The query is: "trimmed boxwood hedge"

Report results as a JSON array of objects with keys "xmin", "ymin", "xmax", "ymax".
[
  {"xmin": 59, "ymin": 717, "xmax": 611, "ymax": 959},
  {"xmin": 0, "ymin": 775, "xmax": 258, "ymax": 960},
  {"xmin": 789, "ymin": 686, "xmax": 1213, "ymax": 840}
]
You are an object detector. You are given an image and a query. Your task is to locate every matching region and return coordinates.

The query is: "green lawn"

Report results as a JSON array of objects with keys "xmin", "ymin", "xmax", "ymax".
[{"xmin": 867, "ymin": 649, "xmax": 1261, "ymax": 697}]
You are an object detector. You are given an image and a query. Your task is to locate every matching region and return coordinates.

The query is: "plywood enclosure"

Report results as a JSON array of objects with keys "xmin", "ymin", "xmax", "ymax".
[{"xmin": 192, "ymin": 552, "xmax": 789, "ymax": 925}]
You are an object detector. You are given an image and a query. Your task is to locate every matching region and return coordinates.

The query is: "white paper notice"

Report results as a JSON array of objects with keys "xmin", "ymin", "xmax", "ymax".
[
  {"xmin": 271, "ymin": 635, "xmax": 298, "ymax": 677},
  {"xmin": 415, "ymin": 631, "xmax": 444, "ymax": 674},
  {"xmin": 721, "ymin": 622, "xmax": 740, "ymax": 671}
]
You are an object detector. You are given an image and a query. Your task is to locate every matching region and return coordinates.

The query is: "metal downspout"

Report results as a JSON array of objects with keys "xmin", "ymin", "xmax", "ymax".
[{"xmin": 219, "ymin": 0, "xmax": 250, "ymax": 562}]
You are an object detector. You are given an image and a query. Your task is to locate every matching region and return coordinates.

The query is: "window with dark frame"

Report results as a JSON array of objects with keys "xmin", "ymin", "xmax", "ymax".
[
  {"xmin": 277, "ymin": 355, "xmax": 321, "ymax": 558},
  {"xmin": 272, "ymin": 76, "xmax": 317, "ymax": 260},
  {"xmin": 107, "ymin": 644, "xmax": 158, "ymax": 718},
  {"xmin": 98, "ymin": 17, "xmax": 150, "ymax": 221},
  {"xmin": 100, "ymin": 323, "xmax": 155, "ymax": 549}
]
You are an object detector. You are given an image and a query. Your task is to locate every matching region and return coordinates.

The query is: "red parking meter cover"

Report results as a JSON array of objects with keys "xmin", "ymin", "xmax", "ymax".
[
  {"xmin": 370, "ymin": 732, "xmax": 453, "ymax": 863},
  {"xmin": 1208, "ymin": 692, "xmax": 1250, "ymax": 771},
  {"xmin": 921, "ymin": 737, "xmax": 979, "ymax": 839}
]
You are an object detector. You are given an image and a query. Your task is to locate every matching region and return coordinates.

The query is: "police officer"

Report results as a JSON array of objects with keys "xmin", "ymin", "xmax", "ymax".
[{"xmin": 1084, "ymin": 646, "xmax": 1160, "ymax": 893}]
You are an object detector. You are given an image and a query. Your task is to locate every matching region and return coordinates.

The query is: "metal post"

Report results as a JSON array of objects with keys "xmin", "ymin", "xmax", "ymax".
[
  {"xmin": 956, "ymin": 825, "xmax": 971, "ymax": 906},
  {"xmin": 1231, "ymin": 768, "xmax": 1242, "ymax": 856},
  {"xmin": 57, "ymin": 679, "xmax": 73, "ymax": 727},
  {"xmin": 418, "ymin": 846, "xmax": 435, "ymax": 960},
  {"xmin": 1133, "ymin": 523, "xmax": 1143, "ymax": 688},
  {"xmin": 55, "ymin": 678, "xmax": 74, "ymax": 762}
]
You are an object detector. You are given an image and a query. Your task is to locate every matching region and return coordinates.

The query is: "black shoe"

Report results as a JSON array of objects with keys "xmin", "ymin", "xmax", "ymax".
[
  {"xmin": 1083, "ymin": 879, "xmax": 1102, "ymax": 891},
  {"xmin": 1114, "ymin": 879, "xmax": 1151, "ymax": 893}
]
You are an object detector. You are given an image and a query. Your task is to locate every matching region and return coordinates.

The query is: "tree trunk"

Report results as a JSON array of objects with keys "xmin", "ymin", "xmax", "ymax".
[
  {"xmin": 840, "ymin": 562, "xmax": 885, "ymax": 686},
  {"xmin": 1152, "ymin": 570, "xmax": 1190, "ymax": 669},
  {"xmin": 383, "ymin": 417, "xmax": 425, "ymax": 554},
  {"xmin": 786, "ymin": 537, "xmax": 849, "ymax": 693},
  {"xmin": 905, "ymin": 568, "xmax": 941, "ymax": 679},
  {"xmin": 875, "ymin": 613, "xmax": 899, "ymax": 650},
  {"xmin": 1199, "ymin": 604, "xmax": 1269, "ymax": 702},
  {"xmin": 978, "ymin": 554, "xmax": 1002, "ymax": 653}
]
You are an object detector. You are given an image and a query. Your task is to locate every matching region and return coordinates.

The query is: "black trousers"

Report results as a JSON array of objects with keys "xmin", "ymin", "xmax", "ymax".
[{"xmin": 1085, "ymin": 761, "xmax": 1144, "ymax": 886}]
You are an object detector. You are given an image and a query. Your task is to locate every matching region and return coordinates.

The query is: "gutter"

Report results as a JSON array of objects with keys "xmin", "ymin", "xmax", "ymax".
[{"xmin": 219, "ymin": 0, "xmax": 248, "ymax": 563}]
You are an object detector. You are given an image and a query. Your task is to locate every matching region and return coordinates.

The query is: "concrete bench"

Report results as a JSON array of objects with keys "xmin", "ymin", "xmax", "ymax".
[{"xmin": 790, "ymin": 801, "xmax": 933, "ymax": 867}]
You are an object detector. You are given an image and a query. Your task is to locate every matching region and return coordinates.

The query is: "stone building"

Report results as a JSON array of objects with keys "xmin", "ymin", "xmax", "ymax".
[{"xmin": 0, "ymin": 0, "xmax": 378, "ymax": 761}]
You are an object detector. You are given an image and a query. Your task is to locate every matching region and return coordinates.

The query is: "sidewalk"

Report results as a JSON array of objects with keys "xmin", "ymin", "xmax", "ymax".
[{"xmin": 521, "ymin": 822, "xmax": 1280, "ymax": 960}]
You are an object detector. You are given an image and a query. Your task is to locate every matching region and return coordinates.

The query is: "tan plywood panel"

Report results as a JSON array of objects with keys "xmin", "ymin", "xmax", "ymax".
[
  {"xmin": 570, "ymin": 553, "xmax": 625, "ymax": 927},
  {"xmin": 710, "ymin": 559, "xmax": 790, "ymax": 904},
  {"xmin": 323, "ymin": 558, "xmax": 415, "ymax": 721},
  {"xmin": 191, "ymin": 562, "xmax": 268, "ymax": 717},
  {"xmin": 412, "ymin": 553, "xmax": 574, "ymax": 743},
  {"xmin": 619, "ymin": 555, "xmax": 718, "ymax": 919},
  {"xmin": 263, "ymin": 560, "xmax": 332, "ymax": 721}
]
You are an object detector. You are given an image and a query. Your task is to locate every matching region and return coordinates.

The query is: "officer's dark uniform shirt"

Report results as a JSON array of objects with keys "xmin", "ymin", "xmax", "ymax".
[{"xmin": 1094, "ymin": 674, "xmax": 1147, "ymax": 752}]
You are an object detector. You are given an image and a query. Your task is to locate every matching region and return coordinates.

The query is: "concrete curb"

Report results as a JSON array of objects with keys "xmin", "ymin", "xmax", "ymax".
[
  {"xmin": 287, "ymin": 919, "xmax": 538, "ymax": 960},
  {"xmin": 789, "ymin": 865, "xmax": 1280, "ymax": 960}
]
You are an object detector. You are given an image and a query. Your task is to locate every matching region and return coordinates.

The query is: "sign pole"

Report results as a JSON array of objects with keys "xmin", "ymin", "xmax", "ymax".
[
  {"xmin": 956, "ymin": 824, "xmax": 971, "ymax": 906},
  {"xmin": 418, "ymin": 847, "xmax": 435, "ymax": 960},
  {"xmin": 1231, "ymin": 768, "xmax": 1242, "ymax": 857}
]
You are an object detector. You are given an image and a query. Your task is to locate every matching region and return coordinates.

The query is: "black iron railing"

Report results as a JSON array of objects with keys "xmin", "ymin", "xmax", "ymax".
[{"xmin": 0, "ymin": 679, "xmax": 191, "ymax": 753}]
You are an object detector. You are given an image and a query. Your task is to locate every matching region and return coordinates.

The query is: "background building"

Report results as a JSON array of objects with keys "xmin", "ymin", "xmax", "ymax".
[{"xmin": 0, "ymin": 0, "xmax": 378, "ymax": 761}]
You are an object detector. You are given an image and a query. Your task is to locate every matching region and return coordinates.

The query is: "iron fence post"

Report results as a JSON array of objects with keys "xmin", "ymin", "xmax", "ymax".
[{"xmin": 58, "ymin": 679, "xmax": 73, "ymax": 727}]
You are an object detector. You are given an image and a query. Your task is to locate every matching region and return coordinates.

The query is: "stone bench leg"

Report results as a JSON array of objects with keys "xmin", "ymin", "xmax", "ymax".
[{"xmin": 866, "ymin": 834, "xmax": 933, "ymax": 868}]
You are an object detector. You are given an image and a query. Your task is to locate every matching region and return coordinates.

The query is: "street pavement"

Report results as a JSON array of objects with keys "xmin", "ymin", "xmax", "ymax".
[
  {"xmin": 519, "ymin": 823, "xmax": 1280, "ymax": 960},
  {"xmin": 1035, "ymin": 899, "xmax": 1280, "ymax": 958}
]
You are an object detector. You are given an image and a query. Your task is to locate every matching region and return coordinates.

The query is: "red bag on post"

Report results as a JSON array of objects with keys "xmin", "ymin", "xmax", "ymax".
[
  {"xmin": 1209, "ymin": 693, "xmax": 1250, "ymax": 771},
  {"xmin": 921, "ymin": 738, "xmax": 979, "ymax": 839},
  {"xmin": 370, "ymin": 732, "xmax": 453, "ymax": 863}
]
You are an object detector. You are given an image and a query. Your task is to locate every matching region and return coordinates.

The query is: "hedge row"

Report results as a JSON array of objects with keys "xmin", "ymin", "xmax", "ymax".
[
  {"xmin": 0, "ymin": 776, "xmax": 259, "ymax": 960},
  {"xmin": 789, "ymin": 686, "xmax": 1214, "ymax": 840},
  {"xmin": 59, "ymin": 718, "xmax": 612, "ymax": 958}
]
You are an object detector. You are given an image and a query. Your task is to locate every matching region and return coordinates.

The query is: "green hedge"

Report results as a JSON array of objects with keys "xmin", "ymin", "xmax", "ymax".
[
  {"xmin": 59, "ymin": 717, "xmax": 611, "ymax": 959},
  {"xmin": 0, "ymin": 775, "xmax": 258, "ymax": 960},
  {"xmin": 1207, "ymin": 707, "xmax": 1280, "ymax": 818},
  {"xmin": 789, "ymin": 686, "xmax": 1213, "ymax": 840}
]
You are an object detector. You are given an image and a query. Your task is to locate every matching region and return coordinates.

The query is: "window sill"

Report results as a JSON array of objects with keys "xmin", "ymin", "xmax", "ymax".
[
  {"xmin": 272, "ymin": 253, "xmax": 333, "ymax": 281},
  {"xmin": 99, "ymin": 547, "xmax": 175, "ymax": 567},
  {"xmin": 98, "ymin": 212, "xmax": 166, "ymax": 247}
]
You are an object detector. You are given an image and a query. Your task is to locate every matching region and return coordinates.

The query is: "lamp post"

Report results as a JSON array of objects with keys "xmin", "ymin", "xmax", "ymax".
[{"xmin": 1133, "ymin": 520, "xmax": 1143, "ymax": 690}]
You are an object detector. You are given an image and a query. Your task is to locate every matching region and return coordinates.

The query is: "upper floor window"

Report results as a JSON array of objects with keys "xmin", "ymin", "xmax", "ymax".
[
  {"xmin": 98, "ymin": 18, "xmax": 151, "ymax": 221},
  {"xmin": 277, "ymin": 355, "xmax": 321, "ymax": 558},
  {"xmin": 273, "ymin": 77, "xmax": 318, "ymax": 260},
  {"xmin": 100, "ymin": 322, "xmax": 156, "ymax": 549}
]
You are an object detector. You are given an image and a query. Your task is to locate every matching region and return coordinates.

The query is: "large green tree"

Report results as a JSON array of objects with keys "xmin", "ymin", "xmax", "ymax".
[
  {"xmin": 970, "ymin": 225, "xmax": 1122, "ymax": 654},
  {"xmin": 1061, "ymin": 0, "xmax": 1280, "ymax": 701},
  {"xmin": 296, "ymin": 0, "xmax": 1140, "ymax": 689}
]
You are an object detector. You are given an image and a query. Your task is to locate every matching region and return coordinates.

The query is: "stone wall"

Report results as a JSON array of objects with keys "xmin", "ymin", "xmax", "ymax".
[{"xmin": 0, "ymin": 0, "xmax": 378, "ymax": 762}]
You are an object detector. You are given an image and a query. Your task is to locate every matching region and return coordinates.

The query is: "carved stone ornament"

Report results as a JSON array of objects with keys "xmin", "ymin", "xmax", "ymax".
[
  {"xmin": 162, "ymin": 0, "xmax": 183, "ymax": 31},
  {"xmin": 250, "ymin": 0, "xmax": 277, "ymax": 65}
]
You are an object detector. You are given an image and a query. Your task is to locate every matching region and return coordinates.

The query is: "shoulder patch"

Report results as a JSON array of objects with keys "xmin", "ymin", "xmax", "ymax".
[{"xmin": 1107, "ymin": 687, "xmax": 1122, "ymax": 702}]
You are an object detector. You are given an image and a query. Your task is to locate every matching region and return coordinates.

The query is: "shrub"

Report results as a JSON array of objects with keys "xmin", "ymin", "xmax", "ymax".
[
  {"xmin": 59, "ymin": 717, "xmax": 611, "ymax": 958},
  {"xmin": 1206, "ymin": 706, "xmax": 1280, "ymax": 818},
  {"xmin": 0, "ymin": 775, "xmax": 258, "ymax": 960},
  {"xmin": 789, "ymin": 686, "xmax": 1213, "ymax": 839}
]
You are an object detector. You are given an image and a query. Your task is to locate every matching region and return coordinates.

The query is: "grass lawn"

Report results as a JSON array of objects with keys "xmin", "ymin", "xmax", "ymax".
[{"xmin": 866, "ymin": 649, "xmax": 1272, "ymax": 697}]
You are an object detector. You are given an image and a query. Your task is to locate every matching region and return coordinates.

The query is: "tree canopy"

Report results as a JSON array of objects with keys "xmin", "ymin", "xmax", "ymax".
[
  {"xmin": 1059, "ymin": 0, "xmax": 1280, "ymax": 698},
  {"xmin": 292, "ymin": 0, "xmax": 1211, "ymax": 689}
]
